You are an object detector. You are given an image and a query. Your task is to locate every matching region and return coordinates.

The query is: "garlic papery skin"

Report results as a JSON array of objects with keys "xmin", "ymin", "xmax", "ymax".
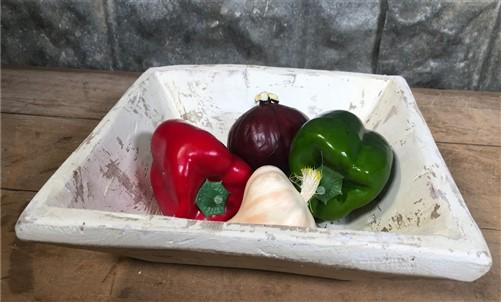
[{"xmin": 228, "ymin": 166, "xmax": 316, "ymax": 228}]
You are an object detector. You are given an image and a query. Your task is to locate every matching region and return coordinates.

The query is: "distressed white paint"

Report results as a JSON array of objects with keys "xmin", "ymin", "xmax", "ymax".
[{"xmin": 15, "ymin": 65, "xmax": 491, "ymax": 281}]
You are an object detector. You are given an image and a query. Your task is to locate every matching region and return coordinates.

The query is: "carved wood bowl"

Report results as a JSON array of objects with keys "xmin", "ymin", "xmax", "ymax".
[{"xmin": 16, "ymin": 65, "xmax": 491, "ymax": 281}]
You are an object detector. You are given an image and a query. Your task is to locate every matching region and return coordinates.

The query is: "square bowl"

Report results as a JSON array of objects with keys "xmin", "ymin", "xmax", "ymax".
[{"xmin": 15, "ymin": 65, "xmax": 491, "ymax": 281}]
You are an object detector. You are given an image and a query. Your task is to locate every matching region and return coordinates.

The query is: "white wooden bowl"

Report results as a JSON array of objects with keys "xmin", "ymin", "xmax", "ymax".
[{"xmin": 15, "ymin": 65, "xmax": 491, "ymax": 281}]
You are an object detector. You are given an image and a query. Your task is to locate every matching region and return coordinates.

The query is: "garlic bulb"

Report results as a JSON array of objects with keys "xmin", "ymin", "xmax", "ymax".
[{"xmin": 229, "ymin": 165, "xmax": 316, "ymax": 228}]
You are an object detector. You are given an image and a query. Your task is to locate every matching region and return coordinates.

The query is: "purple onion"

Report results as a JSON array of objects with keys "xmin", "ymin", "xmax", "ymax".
[{"xmin": 228, "ymin": 92, "xmax": 308, "ymax": 174}]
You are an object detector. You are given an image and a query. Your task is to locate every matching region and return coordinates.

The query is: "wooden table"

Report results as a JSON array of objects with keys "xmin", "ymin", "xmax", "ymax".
[{"xmin": 1, "ymin": 67, "xmax": 500, "ymax": 302}]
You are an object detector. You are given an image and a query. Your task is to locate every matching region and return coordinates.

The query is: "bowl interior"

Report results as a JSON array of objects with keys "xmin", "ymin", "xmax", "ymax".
[{"xmin": 50, "ymin": 66, "xmax": 464, "ymax": 238}]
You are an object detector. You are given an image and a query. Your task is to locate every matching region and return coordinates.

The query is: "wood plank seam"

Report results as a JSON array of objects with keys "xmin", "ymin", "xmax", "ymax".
[
  {"xmin": 0, "ymin": 111, "xmax": 102, "ymax": 122},
  {"xmin": 1, "ymin": 188, "xmax": 39, "ymax": 193},
  {"xmin": 437, "ymin": 141, "xmax": 501, "ymax": 148}
]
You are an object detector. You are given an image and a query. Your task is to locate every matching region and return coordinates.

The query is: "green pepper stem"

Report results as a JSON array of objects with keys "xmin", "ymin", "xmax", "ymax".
[{"xmin": 299, "ymin": 168, "xmax": 322, "ymax": 202}]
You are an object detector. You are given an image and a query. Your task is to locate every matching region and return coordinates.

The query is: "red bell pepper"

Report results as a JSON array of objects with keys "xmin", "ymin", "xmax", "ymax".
[{"xmin": 150, "ymin": 119, "xmax": 252, "ymax": 221}]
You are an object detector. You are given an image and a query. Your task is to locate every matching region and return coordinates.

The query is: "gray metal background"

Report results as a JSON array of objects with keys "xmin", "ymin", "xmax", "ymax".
[{"xmin": 2, "ymin": 0, "xmax": 500, "ymax": 91}]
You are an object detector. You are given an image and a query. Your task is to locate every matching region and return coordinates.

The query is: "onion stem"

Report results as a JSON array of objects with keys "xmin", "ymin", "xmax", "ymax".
[{"xmin": 255, "ymin": 91, "xmax": 279, "ymax": 103}]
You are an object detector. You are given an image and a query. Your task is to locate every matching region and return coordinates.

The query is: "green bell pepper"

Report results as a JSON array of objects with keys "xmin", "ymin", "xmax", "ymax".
[{"xmin": 289, "ymin": 110, "xmax": 393, "ymax": 221}]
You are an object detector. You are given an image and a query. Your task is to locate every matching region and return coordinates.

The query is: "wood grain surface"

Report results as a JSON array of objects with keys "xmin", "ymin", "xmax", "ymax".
[
  {"xmin": 1, "ymin": 68, "xmax": 500, "ymax": 301},
  {"xmin": 1, "ymin": 68, "xmax": 137, "ymax": 119}
]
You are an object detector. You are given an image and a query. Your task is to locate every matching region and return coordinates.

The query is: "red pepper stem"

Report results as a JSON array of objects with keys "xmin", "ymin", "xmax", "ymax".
[{"xmin": 195, "ymin": 180, "xmax": 229, "ymax": 217}]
